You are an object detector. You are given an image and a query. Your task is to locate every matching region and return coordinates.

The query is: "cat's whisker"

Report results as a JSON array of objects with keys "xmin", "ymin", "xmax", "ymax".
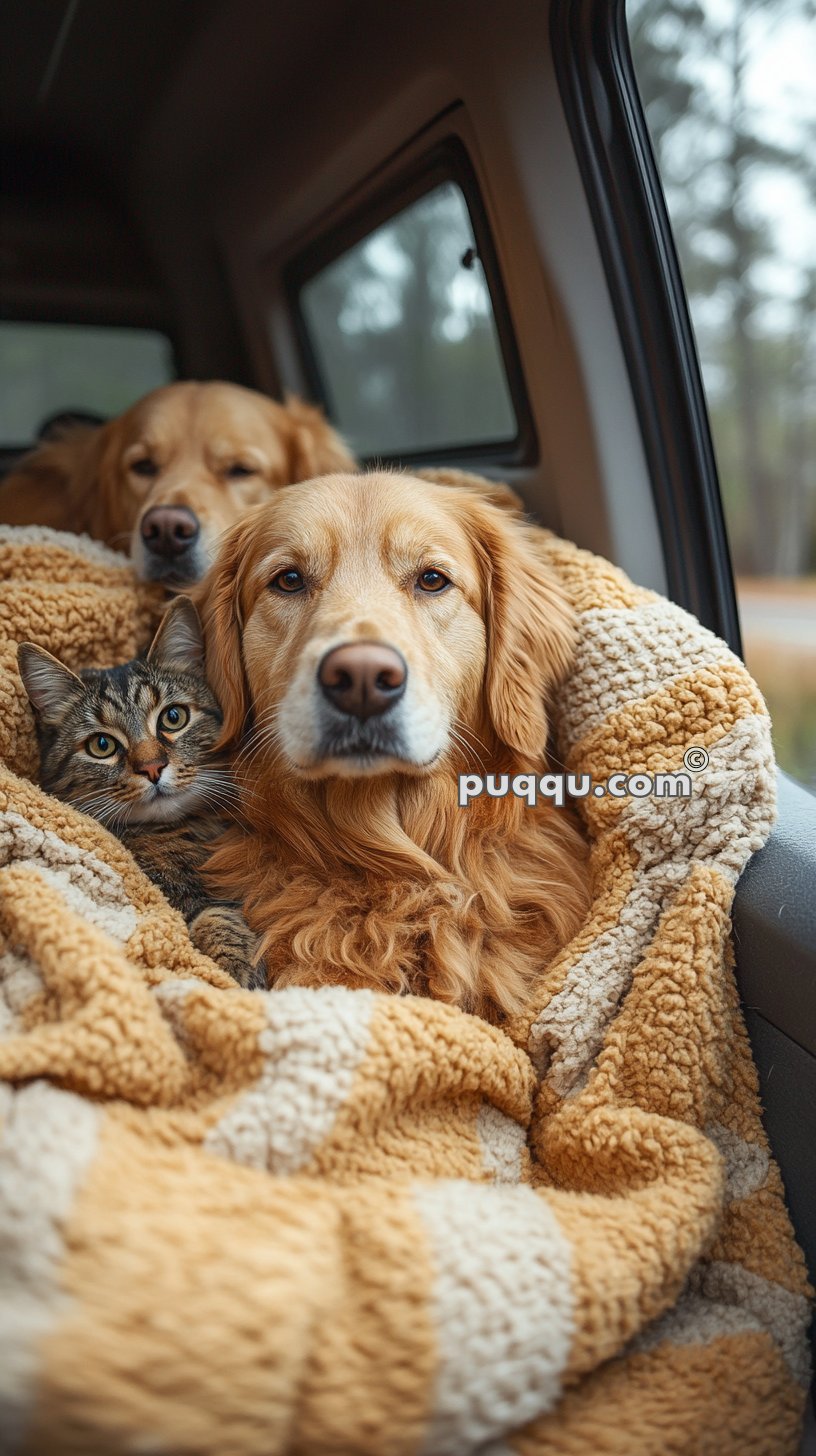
[
  {"xmin": 197, "ymin": 797, "xmax": 242, "ymax": 818},
  {"xmin": 208, "ymin": 795, "xmax": 250, "ymax": 816},
  {"xmin": 199, "ymin": 771, "xmax": 264, "ymax": 809},
  {"xmin": 205, "ymin": 792, "xmax": 256, "ymax": 815},
  {"xmin": 195, "ymin": 781, "xmax": 240, "ymax": 805},
  {"xmin": 199, "ymin": 769, "xmax": 242, "ymax": 788},
  {"xmin": 197, "ymin": 776, "xmax": 237, "ymax": 794},
  {"xmin": 195, "ymin": 774, "xmax": 244, "ymax": 799},
  {"xmin": 95, "ymin": 804, "xmax": 126, "ymax": 833},
  {"xmin": 69, "ymin": 791, "xmax": 118, "ymax": 821}
]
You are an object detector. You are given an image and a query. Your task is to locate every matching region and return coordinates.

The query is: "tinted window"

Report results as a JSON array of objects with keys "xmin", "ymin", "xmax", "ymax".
[
  {"xmin": 627, "ymin": 0, "xmax": 816, "ymax": 792},
  {"xmin": 0, "ymin": 322, "xmax": 174, "ymax": 444},
  {"xmin": 297, "ymin": 181, "xmax": 517, "ymax": 457}
]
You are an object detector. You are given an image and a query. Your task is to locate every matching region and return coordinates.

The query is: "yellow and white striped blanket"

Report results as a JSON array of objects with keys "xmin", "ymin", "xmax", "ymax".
[{"xmin": 0, "ymin": 520, "xmax": 810, "ymax": 1455}]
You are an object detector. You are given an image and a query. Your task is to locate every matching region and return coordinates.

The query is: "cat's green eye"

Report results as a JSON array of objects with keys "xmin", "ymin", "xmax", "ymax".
[
  {"xmin": 158, "ymin": 704, "xmax": 190, "ymax": 733},
  {"xmin": 86, "ymin": 733, "xmax": 119, "ymax": 759}
]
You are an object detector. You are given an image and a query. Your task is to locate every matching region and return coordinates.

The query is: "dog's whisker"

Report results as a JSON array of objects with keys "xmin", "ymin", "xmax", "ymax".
[
  {"xmin": 247, "ymin": 724, "xmax": 285, "ymax": 755},
  {"xmin": 448, "ymin": 720, "xmax": 488, "ymax": 768},
  {"xmin": 235, "ymin": 722, "xmax": 286, "ymax": 774},
  {"xmin": 451, "ymin": 717, "xmax": 491, "ymax": 757},
  {"xmin": 235, "ymin": 712, "xmax": 280, "ymax": 750},
  {"xmin": 449, "ymin": 728, "xmax": 481, "ymax": 760},
  {"xmin": 447, "ymin": 728, "xmax": 486, "ymax": 774}
]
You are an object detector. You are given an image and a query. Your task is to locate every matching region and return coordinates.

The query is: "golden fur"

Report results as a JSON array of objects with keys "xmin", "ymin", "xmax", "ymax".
[
  {"xmin": 0, "ymin": 380, "xmax": 355, "ymax": 572},
  {"xmin": 198, "ymin": 471, "xmax": 591, "ymax": 1020}
]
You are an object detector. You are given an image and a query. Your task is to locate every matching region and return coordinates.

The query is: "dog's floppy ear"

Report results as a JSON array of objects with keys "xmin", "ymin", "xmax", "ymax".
[
  {"xmin": 464, "ymin": 496, "xmax": 576, "ymax": 760},
  {"xmin": 282, "ymin": 393, "xmax": 357, "ymax": 480},
  {"xmin": 0, "ymin": 424, "xmax": 110, "ymax": 534},
  {"xmin": 417, "ymin": 467, "xmax": 525, "ymax": 516},
  {"xmin": 192, "ymin": 515, "xmax": 260, "ymax": 750}
]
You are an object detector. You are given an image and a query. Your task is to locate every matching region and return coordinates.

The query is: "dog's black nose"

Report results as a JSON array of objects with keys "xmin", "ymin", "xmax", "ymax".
[
  {"xmin": 318, "ymin": 642, "xmax": 407, "ymax": 719},
  {"xmin": 140, "ymin": 506, "xmax": 200, "ymax": 559}
]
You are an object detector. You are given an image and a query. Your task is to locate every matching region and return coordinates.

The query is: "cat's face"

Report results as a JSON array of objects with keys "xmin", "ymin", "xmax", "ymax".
[{"xmin": 18, "ymin": 599, "xmax": 228, "ymax": 828}]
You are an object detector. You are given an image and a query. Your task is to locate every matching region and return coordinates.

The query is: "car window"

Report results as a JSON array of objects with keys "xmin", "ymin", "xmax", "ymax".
[
  {"xmin": 0, "ymin": 321, "xmax": 174, "ymax": 445},
  {"xmin": 627, "ymin": 0, "xmax": 816, "ymax": 793},
  {"xmin": 296, "ymin": 180, "xmax": 518, "ymax": 458}
]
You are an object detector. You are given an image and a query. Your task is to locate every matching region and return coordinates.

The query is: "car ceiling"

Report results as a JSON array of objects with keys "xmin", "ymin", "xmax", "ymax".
[
  {"xmin": 1, "ymin": 0, "xmax": 367, "ymax": 197},
  {"xmin": 0, "ymin": 0, "xmax": 214, "ymax": 195},
  {"xmin": 0, "ymin": 0, "xmax": 367, "ymax": 347}
]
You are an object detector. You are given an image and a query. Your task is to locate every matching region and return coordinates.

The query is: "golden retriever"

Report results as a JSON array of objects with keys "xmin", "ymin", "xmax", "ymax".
[
  {"xmin": 0, "ymin": 381, "xmax": 355, "ymax": 585},
  {"xmin": 198, "ymin": 470, "xmax": 590, "ymax": 1021}
]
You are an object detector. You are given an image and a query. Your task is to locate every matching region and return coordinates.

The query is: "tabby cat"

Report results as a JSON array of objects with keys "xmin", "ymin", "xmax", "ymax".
[{"xmin": 17, "ymin": 597, "xmax": 265, "ymax": 990}]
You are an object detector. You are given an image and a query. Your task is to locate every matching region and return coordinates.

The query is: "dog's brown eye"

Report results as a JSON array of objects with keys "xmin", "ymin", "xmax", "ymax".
[
  {"xmin": 270, "ymin": 568, "xmax": 306, "ymax": 594},
  {"xmin": 86, "ymin": 733, "xmax": 120, "ymax": 759},
  {"xmin": 158, "ymin": 704, "xmax": 190, "ymax": 733},
  {"xmin": 417, "ymin": 569, "xmax": 451, "ymax": 593},
  {"xmin": 226, "ymin": 463, "xmax": 255, "ymax": 479},
  {"xmin": 130, "ymin": 458, "xmax": 158, "ymax": 478}
]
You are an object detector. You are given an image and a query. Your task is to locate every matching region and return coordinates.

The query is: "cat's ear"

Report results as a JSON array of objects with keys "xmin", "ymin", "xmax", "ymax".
[
  {"xmin": 147, "ymin": 597, "xmax": 205, "ymax": 671},
  {"xmin": 17, "ymin": 644, "xmax": 83, "ymax": 720}
]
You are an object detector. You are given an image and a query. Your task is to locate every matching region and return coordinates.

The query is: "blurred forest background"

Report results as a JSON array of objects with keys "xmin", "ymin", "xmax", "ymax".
[
  {"xmin": 627, "ymin": 0, "xmax": 816, "ymax": 787},
  {"xmin": 300, "ymin": 181, "xmax": 516, "ymax": 459}
]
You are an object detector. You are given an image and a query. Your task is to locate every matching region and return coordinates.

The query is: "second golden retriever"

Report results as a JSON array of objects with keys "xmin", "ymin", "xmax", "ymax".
[
  {"xmin": 0, "ymin": 381, "xmax": 355, "ymax": 584},
  {"xmin": 198, "ymin": 471, "xmax": 590, "ymax": 1020}
]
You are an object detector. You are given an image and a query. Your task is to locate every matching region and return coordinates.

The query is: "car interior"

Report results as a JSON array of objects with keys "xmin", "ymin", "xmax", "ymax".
[{"xmin": 1, "ymin": 0, "xmax": 814, "ymax": 1441}]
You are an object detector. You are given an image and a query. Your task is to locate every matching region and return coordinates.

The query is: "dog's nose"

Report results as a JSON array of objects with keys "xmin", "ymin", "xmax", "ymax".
[
  {"xmin": 140, "ymin": 506, "xmax": 200, "ymax": 559},
  {"xmin": 318, "ymin": 642, "xmax": 407, "ymax": 719}
]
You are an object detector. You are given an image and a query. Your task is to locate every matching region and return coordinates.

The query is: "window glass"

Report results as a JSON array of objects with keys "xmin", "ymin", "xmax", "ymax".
[
  {"xmin": 0, "ymin": 322, "xmax": 174, "ymax": 444},
  {"xmin": 297, "ymin": 181, "xmax": 518, "ymax": 457},
  {"xmin": 627, "ymin": 0, "xmax": 816, "ymax": 792}
]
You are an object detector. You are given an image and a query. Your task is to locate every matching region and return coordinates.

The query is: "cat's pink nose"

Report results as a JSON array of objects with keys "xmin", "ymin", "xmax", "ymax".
[{"xmin": 136, "ymin": 760, "xmax": 165, "ymax": 785}]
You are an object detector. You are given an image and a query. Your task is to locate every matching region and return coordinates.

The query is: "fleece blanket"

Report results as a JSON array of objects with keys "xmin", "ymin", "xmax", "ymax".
[{"xmin": 0, "ymin": 520, "xmax": 810, "ymax": 1456}]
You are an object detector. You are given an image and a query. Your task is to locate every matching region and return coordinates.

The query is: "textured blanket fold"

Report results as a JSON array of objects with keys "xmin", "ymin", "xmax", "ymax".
[{"xmin": 0, "ymin": 520, "xmax": 810, "ymax": 1456}]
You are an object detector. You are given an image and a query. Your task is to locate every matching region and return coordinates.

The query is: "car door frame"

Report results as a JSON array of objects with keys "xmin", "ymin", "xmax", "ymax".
[{"xmin": 549, "ymin": 0, "xmax": 816, "ymax": 1347}]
